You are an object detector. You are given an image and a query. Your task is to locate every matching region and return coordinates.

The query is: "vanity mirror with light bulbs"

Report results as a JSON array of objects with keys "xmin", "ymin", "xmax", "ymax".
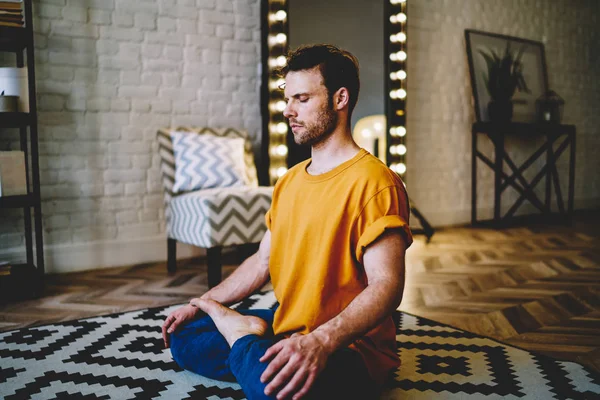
[{"xmin": 260, "ymin": 0, "xmax": 408, "ymax": 186}]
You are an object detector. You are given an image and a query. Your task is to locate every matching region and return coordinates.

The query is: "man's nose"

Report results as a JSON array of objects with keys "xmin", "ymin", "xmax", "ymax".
[{"xmin": 283, "ymin": 102, "xmax": 295, "ymax": 119}]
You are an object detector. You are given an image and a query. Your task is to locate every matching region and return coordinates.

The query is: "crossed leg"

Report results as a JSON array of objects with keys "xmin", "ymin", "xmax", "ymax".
[{"xmin": 169, "ymin": 301, "xmax": 378, "ymax": 400}]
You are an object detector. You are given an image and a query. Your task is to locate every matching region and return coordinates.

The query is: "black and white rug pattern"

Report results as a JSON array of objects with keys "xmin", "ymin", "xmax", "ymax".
[{"xmin": 1, "ymin": 291, "xmax": 599, "ymax": 399}]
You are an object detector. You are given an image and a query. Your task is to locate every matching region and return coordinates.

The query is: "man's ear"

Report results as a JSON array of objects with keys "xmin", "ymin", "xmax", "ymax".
[{"xmin": 333, "ymin": 87, "xmax": 350, "ymax": 111}]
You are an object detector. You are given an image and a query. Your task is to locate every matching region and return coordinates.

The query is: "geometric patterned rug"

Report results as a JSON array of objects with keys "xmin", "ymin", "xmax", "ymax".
[{"xmin": 1, "ymin": 291, "xmax": 599, "ymax": 399}]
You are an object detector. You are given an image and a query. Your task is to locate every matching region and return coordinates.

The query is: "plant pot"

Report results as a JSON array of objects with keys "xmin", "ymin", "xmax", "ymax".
[{"xmin": 487, "ymin": 100, "xmax": 513, "ymax": 122}]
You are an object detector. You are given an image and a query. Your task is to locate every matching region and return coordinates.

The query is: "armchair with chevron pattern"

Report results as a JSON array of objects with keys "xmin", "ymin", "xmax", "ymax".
[{"xmin": 157, "ymin": 127, "xmax": 273, "ymax": 288}]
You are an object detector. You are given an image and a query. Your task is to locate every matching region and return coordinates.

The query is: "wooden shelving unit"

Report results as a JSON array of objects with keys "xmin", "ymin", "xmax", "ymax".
[{"xmin": 0, "ymin": 0, "xmax": 44, "ymax": 300}]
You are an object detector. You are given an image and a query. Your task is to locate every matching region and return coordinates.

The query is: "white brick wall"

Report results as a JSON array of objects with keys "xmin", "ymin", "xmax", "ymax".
[
  {"xmin": 1, "ymin": 0, "xmax": 597, "ymax": 272},
  {"xmin": 406, "ymin": 0, "xmax": 600, "ymax": 226},
  {"xmin": 0, "ymin": 0, "xmax": 261, "ymax": 272}
]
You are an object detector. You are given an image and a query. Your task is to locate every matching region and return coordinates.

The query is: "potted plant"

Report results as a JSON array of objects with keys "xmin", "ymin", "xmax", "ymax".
[{"xmin": 478, "ymin": 42, "xmax": 530, "ymax": 122}]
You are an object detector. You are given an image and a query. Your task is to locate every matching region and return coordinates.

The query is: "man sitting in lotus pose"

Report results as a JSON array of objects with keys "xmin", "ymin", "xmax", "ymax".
[{"xmin": 162, "ymin": 44, "xmax": 413, "ymax": 400}]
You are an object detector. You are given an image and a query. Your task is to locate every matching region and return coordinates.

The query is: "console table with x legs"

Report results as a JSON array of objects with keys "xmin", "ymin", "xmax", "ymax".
[{"xmin": 471, "ymin": 122, "xmax": 576, "ymax": 226}]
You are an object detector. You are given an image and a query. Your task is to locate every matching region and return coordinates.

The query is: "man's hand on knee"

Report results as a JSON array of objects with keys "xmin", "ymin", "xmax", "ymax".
[{"xmin": 259, "ymin": 332, "xmax": 332, "ymax": 400}]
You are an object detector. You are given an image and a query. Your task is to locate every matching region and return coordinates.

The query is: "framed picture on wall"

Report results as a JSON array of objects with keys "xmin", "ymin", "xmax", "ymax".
[{"xmin": 465, "ymin": 29, "xmax": 548, "ymax": 123}]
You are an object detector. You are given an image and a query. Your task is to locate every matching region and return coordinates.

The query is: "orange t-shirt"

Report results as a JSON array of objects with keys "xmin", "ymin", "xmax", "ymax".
[{"xmin": 265, "ymin": 149, "xmax": 413, "ymax": 384}]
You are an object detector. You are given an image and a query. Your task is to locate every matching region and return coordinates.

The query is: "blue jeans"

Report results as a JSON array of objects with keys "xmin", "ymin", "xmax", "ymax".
[{"xmin": 170, "ymin": 309, "xmax": 378, "ymax": 400}]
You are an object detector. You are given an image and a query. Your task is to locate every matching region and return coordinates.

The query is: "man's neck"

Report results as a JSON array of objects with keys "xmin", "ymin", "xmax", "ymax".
[{"xmin": 307, "ymin": 126, "xmax": 361, "ymax": 175}]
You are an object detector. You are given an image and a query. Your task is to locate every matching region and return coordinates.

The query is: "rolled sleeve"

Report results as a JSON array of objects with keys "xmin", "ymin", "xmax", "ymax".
[
  {"xmin": 355, "ymin": 215, "xmax": 412, "ymax": 263},
  {"xmin": 353, "ymin": 186, "xmax": 413, "ymax": 263}
]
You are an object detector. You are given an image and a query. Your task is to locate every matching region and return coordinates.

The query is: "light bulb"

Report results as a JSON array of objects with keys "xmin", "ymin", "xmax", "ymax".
[
  {"xmin": 390, "ymin": 127, "xmax": 397, "ymax": 136},
  {"xmin": 397, "ymin": 13, "xmax": 407, "ymax": 23},
  {"xmin": 398, "ymin": 126, "xmax": 406, "ymax": 137},
  {"xmin": 270, "ymin": 78, "xmax": 285, "ymax": 90},
  {"xmin": 397, "ymin": 51, "xmax": 407, "ymax": 61},
  {"xmin": 276, "ymin": 122, "xmax": 287, "ymax": 134},
  {"xmin": 276, "ymin": 145, "xmax": 288, "ymax": 156},
  {"xmin": 397, "ymin": 70, "xmax": 407, "ymax": 80},
  {"xmin": 276, "ymin": 56, "xmax": 286, "ymax": 67},
  {"xmin": 390, "ymin": 72, "xmax": 397, "ymax": 80},
  {"xmin": 398, "ymin": 32, "xmax": 407, "ymax": 42},
  {"xmin": 271, "ymin": 100, "xmax": 286, "ymax": 112},
  {"xmin": 398, "ymin": 89, "xmax": 407, "ymax": 99},
  {"xmin": 276, "ymin": 33, "xmax": 287, "ymax": 44},
  {"xmin": 390, "ymin": 146, "xmax": 397, "ymax": 155},
  {"xmin": 390, "ymin": 34, "xmax": 397, "ymax": 43},
  {"xmin": 277, "ymin": 167, "xmax": 287, "ymax": 177},
  {"xmin": 390, "ymin": 53, "xmax": 398, "ymax": 61},
  {"xmin": 270, "ymin": 167, "xmax": 286, "ymax": 178},
  {"xmin": 390, "ymin": 90, "xmax": 398, "ymax": 99},
  {"xmin": 275, "ymin": 10, "xmax": 287, "ymax": 21},
  {"xmin": 397, "ymin": 144, "xmax": 407, "ymax": 155},
  {"xmin": 397, "ymin": 163, "xmax": 406, "ymax": 174},
  {"xmin": 390, "ymin": 15, "xmax": 397, "ymax": 23}
]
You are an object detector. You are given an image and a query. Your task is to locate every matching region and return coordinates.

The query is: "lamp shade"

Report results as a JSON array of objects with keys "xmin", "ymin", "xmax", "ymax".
[
  {"xmin": 353, "ymin": 115, "xmax": 387, "ymax": 164},
  {"xmin": 536, "ymin": 90, "xmax": 564, "ymax": 124}
]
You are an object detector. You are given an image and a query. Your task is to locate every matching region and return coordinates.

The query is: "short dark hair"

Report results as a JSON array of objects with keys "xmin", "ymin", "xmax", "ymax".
[{"xmin": 279, "ymin": 44, "xmax": 360, "ymax": 116}]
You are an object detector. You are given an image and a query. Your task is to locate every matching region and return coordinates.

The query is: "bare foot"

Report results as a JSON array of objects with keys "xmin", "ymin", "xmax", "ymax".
[{"xmin": 191, "ymin": 299, "xmax": 268, "ymax": 347}]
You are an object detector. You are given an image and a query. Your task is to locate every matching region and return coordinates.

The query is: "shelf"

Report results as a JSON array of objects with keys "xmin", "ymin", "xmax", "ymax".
[
  {"xmin": 0, "ymin": 193, "xmax": 36, "ymax": 208},
  {"xmin": 0, "ymin": 0, "xmax": 45, "ymax": 286},
  {"xmin": 0, "ymin": 25, "xmax": 28, "ymax": 53},
  {"xmin": 0, "ymin": 112, "xmax": 32, "ymax": 128}
]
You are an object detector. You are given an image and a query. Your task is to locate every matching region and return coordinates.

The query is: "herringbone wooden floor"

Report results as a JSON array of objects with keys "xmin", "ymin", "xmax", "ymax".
[{"xmin": 1, "ymin": 211, "xmax": 599, "ymax": 374}]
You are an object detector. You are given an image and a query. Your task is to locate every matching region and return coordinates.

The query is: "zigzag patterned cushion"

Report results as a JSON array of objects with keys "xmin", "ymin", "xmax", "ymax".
[
  {"xmin": 170, "ymin": 131, "xmax": 247, "ymax": 193},
  {"xmin": 168, "ymin": 186, "xmax": 273, "ymax": 247}
]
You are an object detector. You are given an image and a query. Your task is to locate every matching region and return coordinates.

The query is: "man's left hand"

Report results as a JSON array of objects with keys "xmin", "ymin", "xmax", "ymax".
[{"xmin": 259, "ymin": 332, "xmax": 332, "ymax": 400}]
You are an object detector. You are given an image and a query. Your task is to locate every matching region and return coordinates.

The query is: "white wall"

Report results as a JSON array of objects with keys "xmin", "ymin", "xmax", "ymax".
[
  {"xmin": 0, "ymin": 0, "xmax": 262, "ymax": 273},
  {"xmin": 406, "ymin": 0, "xmax": 600, "ymax": 226}
]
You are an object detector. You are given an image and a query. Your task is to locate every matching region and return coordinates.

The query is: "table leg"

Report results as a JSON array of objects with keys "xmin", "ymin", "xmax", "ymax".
[
  {"xmin": 494, "ymin": 133, "xmax": 503, "ymax": 222},
  {"xmin": 545, "ymin": 134, "xmax": 552, "ymax": 214},
  {"xmin": 568, "ymin": 130, "xmax": 576, "ymax": 217},
  {"xmin": 472, "ymin": 128, "xmax": 477, "ymax": 224}
]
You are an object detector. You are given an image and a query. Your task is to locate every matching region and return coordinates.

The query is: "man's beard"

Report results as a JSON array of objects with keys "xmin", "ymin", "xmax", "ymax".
[{"xmin": 291, "ymin": 103, "xmax": 338, "ymax": 146}]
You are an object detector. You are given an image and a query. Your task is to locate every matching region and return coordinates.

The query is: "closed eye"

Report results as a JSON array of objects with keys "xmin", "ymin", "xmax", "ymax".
[{"xmin": 284, "ymin": 93, "xmax": 310, "ymax": 103}]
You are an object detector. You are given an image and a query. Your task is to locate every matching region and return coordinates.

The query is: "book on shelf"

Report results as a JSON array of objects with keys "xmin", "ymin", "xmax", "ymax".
[
  {"xmin": 0, "ymin": 19, "xmax": 24, "ymax": 24},
  {"xmin": 0, "ymin": 3, "xmax": 23, "ymax": 27},
  {"xmin": 0, "ymin": 0, "xmax": 23, "ymax": 26},
  {"xmin": 0, "ymin": 1, "xmax": 22, "ymax": 10},
  {"xmin": 0, "ymin": 261, "xmax": 10, "ymax": 276},
  {"xmin": 0, "ymin": 21, "xmax": 23, "ymax": 27},
  {"xmin": 0, "ymin": 18, "xmax": 24, "ymax": 24},
  {"xmin": 0, "ymin": 151, "xmax": 27, "ymax": 196}
]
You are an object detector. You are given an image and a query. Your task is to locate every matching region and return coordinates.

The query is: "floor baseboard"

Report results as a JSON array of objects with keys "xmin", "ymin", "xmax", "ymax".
[{"xmin": 0, "ymin": 236, "xmax": 206, "ymax": 274}]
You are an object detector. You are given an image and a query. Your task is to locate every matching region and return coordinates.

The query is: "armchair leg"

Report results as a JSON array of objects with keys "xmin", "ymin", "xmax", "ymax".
[
  {"xmin": 167, "ymin": 238, "xmax": 177, "ymax": 273},
  {"xmin": 207, "ymin": 246, "xmax": 222, "ymax": 289}
]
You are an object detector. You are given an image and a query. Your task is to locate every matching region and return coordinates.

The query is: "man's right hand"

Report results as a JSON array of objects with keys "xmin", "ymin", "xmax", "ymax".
[{"xmin": 162, "ymin": 304, "xmax": 201, "ymax": 348}]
